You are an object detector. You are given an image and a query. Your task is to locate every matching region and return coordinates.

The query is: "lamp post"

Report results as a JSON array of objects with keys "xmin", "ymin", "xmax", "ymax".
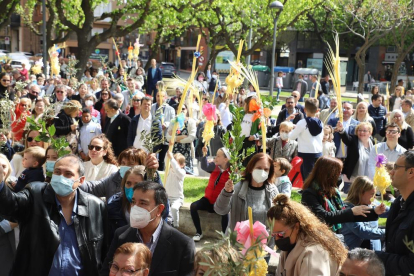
[
  {"xmin": 269, "ymin": 1, "xmax": 283, "ymax": 97},
  {"xmin": 42, "ymin": 0, "xmax": 47, "ymax": 77}
]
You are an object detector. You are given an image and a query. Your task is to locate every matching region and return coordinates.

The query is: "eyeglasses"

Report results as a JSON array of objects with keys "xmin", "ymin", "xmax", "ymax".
[
  {"xmin": 109, "ymin": 262, "xmax": 145, "ymax": 276},
  {"xmin": 55, "ymin": 90, "xmax": 64, "ymax": 94},
  {"xmin": 102, "ymin": 93, "xmax": 109, "ymax": 96},
  {"xmin": 393, "ymin": 163, "xmax": 413, "ymax": 171},
  {"xmin": 88, "ymin": 145, "xmax": 103, "ymax": 151},
  {"xmin": 357, "ymin": 129, "xmax": 370, "ymax": 133},
  {"xmin": 133, "ymin": 99, "xmax": 141, "ymax": 102},
  {"xmin": 386, "ymin": 130, "xmax": 399, "ymax": 134}
]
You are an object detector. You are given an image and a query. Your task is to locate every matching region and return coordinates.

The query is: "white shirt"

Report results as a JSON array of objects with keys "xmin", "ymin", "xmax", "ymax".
[
  {"xmin": 241, "ymin": 113, "xmax": 254, "ymax": 138},
  {"xmin": 336, "ymin": 118, "xmax": 351, "ymax": 158},
  {"xmin": 84, "ymin": 160, "xmax": 118, "ymax": 181},
  {"xmin": 164, "ymin": 154, "xmax": 186, "ymax": 199},
  {"xmin": 367, "ymin": 142, "xmax": 406, "ymax": 179},
  {"xmin": 133, "ymin": 113, "xmax": 152, "ymax": 151},
  {"xmin": 288, "ymin": 118, "xmax": 323, "ymax": 154},
  {"xmin": 78, "ymin": 121, "xmax": 102, "ymax": 154},
  {"xmin": 219, "ymin": 103, "xmax": 232, "ymax": 128}
]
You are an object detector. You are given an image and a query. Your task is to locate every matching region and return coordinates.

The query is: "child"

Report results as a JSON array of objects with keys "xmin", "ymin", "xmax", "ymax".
[
  {"xmin": 45, "ymin": 146, "xmax": 59, "ymax": 183},
  {"xmin": 165, "ymin": 151, "xmax": 186, "ymax": 228},
  {"xmin": 14, "ymin": 146, "xmax": 46, "ymax": 192},
  {"xmin": 266, "ymin": 121, "xmax": 298, "ymax": 162},
  {"xmin": 191, "ymin": 147, "xmax": 230, "ymax": 241},
  {"xmin": 274, "ymin": 157, "xmax": 293, "ymax": 197},
  {"xmin": 322, "ymin": 125, "xmax": 336, "ymax": 157},
  {"xmin": 289, "ymin": 98, "xmax": 323, "ymax": 180},
  {"xmin": 276, "ymin": 71, "xmax": 283, "ymax": 102},
  {"xmin": 0, "ymin": 130, "xmax": 15, "ymax": 161}
]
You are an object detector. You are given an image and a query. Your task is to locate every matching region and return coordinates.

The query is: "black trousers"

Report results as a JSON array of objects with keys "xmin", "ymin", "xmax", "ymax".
[{"xmin": 190, "ymin": 197, "xmax": 228, "ymax": 234}]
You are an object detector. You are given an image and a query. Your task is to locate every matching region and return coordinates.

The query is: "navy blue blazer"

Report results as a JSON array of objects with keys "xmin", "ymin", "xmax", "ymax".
[
  {"xmin": 126, "ymin": 114, "xmax": 163, "ymax": 151},
  {"xmin": 146, "ymin": 67, "xmax": 162, "ymax": 87},
  {"xmin": 328, "ymin": 117, "xmax": 360, "ymax": 155}
]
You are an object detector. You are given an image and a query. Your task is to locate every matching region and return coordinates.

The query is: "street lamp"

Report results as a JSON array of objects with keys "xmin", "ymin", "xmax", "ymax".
[{"xmin": 269, "ymin": 1, "xmax": 283, "ymax": 97}]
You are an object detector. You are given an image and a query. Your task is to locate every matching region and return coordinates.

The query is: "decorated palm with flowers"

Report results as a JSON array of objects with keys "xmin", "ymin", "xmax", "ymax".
[
  {"xmin": 373, "ymin": 153, "xmax": 392, "ymax": 200},
  {"xmin": 49, "ymin": 44, "xmax": 61, "ymax": 77},
  {"xmin": 201, "ymin": 103, "xmax": 217, "ymax": 154},
  {"xmin": 225, "ymin": 40, "xmax": 244, "ymax": 95},
  {"xmin": 0, "ymin": 91, "xmax": 15, "ymax": 133}
]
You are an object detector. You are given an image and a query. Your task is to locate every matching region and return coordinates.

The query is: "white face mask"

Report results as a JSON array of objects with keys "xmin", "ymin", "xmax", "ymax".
[
  {"xmin": 212, "ymin": 75, "xmax": 218, "ymax": 79},
  {"xmin": 252, "ymin": 169, "xmax": 269, "ymax": 184},
  {"xmin": 280, "ymin": 132, "xmax": 289, "ymax": 140},
  {"xmin": 130, "ymin": 205, "xmax": 159, "ymax": 229},
  {"xmin": 85, "ymin": 100, "xmax": 93, "ymax": 107}
]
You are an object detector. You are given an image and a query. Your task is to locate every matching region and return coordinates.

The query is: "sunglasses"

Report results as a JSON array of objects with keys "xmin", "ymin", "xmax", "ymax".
[
  {"xmin": 102, "ymin": 93, "xmax": 109, "ymax": 96},
  {"xmin": 55, "ymin": 91, "xmax": 64, "ymax": 94},
  {"xmin": 202, "ymin": 98, "xmax": 208, "ymax": 101},
  {"xmin": 88, "ymin": 145, "xmax": 103, "ymax": 151},
  {"xmin": 26, "ymin": 137, "xmax": 37, "ymax": 142},
  {"xmin": 271, "ymin": 231, "xmax": 286, "ymax": 239},
  {"xmin": 133, "ymin": 99, "xmax": 141, "ymax": 102}
]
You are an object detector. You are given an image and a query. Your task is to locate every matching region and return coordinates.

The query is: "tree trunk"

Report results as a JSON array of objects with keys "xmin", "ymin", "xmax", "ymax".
[
  {"xmin": 390, "ymin": 55, "xmax": 406, "ymax": 93},
  {"xmin": 355, "ymin": 48, "xmax": 367, "ymax": 94},
  {"xmin": 75, "ymin": 32, "xmax": 94, "ymax": 80}
]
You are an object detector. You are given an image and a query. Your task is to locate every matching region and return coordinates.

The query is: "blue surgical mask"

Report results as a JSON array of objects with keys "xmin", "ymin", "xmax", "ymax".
[
  {"xmin": 46, "ymin": 160, "xmax": 55, "ymax": 173},
  {"xmin": 124, "ymin": 187, "xmax": 134, "ymax": 203},
  {"xmin": 119, "ymin": 166, "xmax": 131, "ymax": 178},
  {"xmin": 50, "ymin": 174, "xmax": 77, "ymax": 197}
]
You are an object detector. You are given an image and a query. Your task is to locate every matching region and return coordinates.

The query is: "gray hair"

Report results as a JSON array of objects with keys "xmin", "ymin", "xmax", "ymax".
[
  {"xmin": 29, "ymin": 83, "xmax": 41, "ymax": 91},
  {"xmin": 347, "ymin": 248, "xmax": 385, "ymax": 276},
  {"xmin": 84, "ymin": 93, "xmax": 97, "ymax": 103},
  {"xmin": 112, "ymin": 93, "xmax": 124, "ymax": 101},
  {"xmin": 55, "ymin": 154, "xmax": 85, "ymax": 177},
  {"xmin": 55, "ymin": 84, "xmax": 67, "ymax": 92}
]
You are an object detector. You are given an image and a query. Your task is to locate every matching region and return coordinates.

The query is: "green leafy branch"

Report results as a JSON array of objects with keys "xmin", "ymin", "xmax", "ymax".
[
  {"xmin": 26, "ymin": 116, "xmax": 71, "ymax": 158},
  {"xmin": 221, "ymin": 107, "xmax": 255, "ymax": 184}
]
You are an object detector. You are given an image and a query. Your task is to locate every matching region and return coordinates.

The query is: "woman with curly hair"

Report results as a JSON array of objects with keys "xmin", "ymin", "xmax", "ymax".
[
  {"xmin": 268, "ymin": 194, "xmax": 348, "ymax": 276},
  {"xmin": 301, "ymin": 157, "xmax": 385, "ymax": 233},
  {"xmin": 83, "ymin": 134, "xmax": 118, "ymax": 181}
]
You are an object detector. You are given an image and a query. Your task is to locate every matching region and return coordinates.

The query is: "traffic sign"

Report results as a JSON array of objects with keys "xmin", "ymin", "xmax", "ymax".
[{"xmin": 4, "ymin": 37, "xmax": 10, "ymax": 45}]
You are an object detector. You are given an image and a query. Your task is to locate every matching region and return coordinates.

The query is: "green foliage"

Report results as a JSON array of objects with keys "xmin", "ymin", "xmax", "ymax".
[
  {"xmin": 221, "ymin": 107, "xmax": 255, "ymax": 184},
  {"xmin": 26, "ymin": 117, "xmax": 70, "ymax": 158},
  {"xmin": 261, "ymin": 95, "xmax": 279, "ymax": 111}
]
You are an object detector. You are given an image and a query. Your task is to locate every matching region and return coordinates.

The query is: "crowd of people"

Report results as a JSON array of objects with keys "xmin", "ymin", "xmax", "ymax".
[{"xmin": 0, "ymin": 59, "xmax": 412, "ymax": 276}]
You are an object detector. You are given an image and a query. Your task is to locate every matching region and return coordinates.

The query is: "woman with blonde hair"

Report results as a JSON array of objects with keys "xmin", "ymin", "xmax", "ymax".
[
  {"xmin": 268, "ymin": 194, "xmax": 347, "ymax": 276},
  {"xmin": 342, "ymin": 176, "xmax": 386, "ymax": 250},
  {"xmin": 54, "ymin": 100, "xmax": 82, "ymax": 137},
  {"xmin": 389, "ymin": 86, "xmax": 404, "ymax": 111},
  {"xmin": 352, "ymin": 101, "xmax": 376, "ymax": 134},
  {"xmin": 336, "ymin": 121, "xmax": 374, "ymax": 182},
  {"xmin": 380, "ymin": 109, "xmax": 414, "ymax": 149},
  {"xmin": 83, "ymin": 134, "xmax": 118, "ymax": 181},
  {"xmin": 109, "ymin": 242, "xmax": 151, "ymax": 276}
]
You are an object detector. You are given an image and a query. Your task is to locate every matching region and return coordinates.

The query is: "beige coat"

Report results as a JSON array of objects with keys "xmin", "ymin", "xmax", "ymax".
[
  {"xmin": 276, "ymin": 235, "xmax": 340, "ymax": 276},
  {"xmin": 319, "ymin": 108, "xmax": 338, "ymax": 125},
  {"xmin": 405, "ymin": 109, "xmax": 414, "ymax": 130}
]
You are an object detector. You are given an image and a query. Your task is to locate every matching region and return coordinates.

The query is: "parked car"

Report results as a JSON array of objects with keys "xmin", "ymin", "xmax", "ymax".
[
  {"xmin": 8, "ymin": 54, "xmax": 32, "ymax": 70},
  {"xmin": 159, "ymin": 62, "xmax": 176, "ymax": 77},
  {"xmin": 11, "ymin": 51, "xmax": 34, "ymax": 57}
]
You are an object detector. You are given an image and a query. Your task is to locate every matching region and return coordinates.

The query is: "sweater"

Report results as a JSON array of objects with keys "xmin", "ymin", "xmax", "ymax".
[
  {"xmin": 165, "ymin": 154, "xmax": 186, "ymax": 199},
  {"xmin": 200, "ymin": 156, "xmax": 230, "ymax": 204}
]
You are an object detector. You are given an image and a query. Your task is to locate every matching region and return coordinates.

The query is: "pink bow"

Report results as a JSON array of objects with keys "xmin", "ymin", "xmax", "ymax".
[
  {"xmin": 202, "ymin": 103, "xmax": 217, "ymax": 121},
  {"xmin": 234, "ymin": 220, "xmax": 278, "ymax": 257}
]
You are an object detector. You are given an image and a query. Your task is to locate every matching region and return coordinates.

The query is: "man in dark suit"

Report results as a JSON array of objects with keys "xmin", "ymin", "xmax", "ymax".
[
  {"xmin": 269, "ymin": 96, "xmax": 304, "ymax": 136},
  {"xmin": 147, "ymin": 59, "xmax": 162, "ymax": 98},
  {"xmin": 100, "ymin": 181, "xmax": 195, "ymax": 276},
  {"xmin": 127, "ymin": 96, "xmax": 163, "ymax": 152},
  {"xmin": 103, "ymin": 99, "xmax": 131, "ymax": 156}
]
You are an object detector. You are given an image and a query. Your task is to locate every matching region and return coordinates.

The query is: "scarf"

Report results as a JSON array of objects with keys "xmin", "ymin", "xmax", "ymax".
[{"xmin": 311, "ymin": 181, "xmax": 345, "ymax": 232}]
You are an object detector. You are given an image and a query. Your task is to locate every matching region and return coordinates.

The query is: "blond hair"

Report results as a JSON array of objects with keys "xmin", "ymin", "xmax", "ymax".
[
  {"xmin": 113, "ymin": 242, "xmax": 151, "ymax": 270},
  {"xmin": 323, "ymin": 125, "xmax": 334, "ymax": 142},
  {"xmin": 0, "ymin": 154, "xmax": 12, "ymax": 183},
  {"xmin": 173, "ymin": 153, "xmax": 186, "ymax": 166},
  {"xmin": 23, "ymin": 146, "xmax": 46, "ymax": 167},
  {"xmin": 355, "ymin": 121, "xmax": 373, "ymax": 135},
  {"xmin": 63, "ymin": 100, "xmax": 82, "ymax": 115},
  {"xmin": 345, "ymin": 176, "xmax": 375, "ymax": 205},
  {"xmin": 268, "ymin": 194, "xmax": 347, "ymax": 266},
  {"xmin": 352, "ymin": 101, "xmax": 374, "ymax": 123},
  {"xmin": 279, "ymin": 121, "xmax": 294, "ymax": 132}
]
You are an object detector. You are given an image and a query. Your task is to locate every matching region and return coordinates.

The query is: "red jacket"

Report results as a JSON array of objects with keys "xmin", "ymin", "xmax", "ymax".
[{"xmin": 201, "ymin": 157, "xmax": 230, "ymax": 204}]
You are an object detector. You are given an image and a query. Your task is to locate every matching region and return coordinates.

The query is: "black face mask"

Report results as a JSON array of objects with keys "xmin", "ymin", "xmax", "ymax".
[
  {"xmin": 28, "ymin": 93, "xmax": 37, "ymax": 100},
  {"xmin": 275, "ymin": 233, "xmax": 296, "ymax": 252}
]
